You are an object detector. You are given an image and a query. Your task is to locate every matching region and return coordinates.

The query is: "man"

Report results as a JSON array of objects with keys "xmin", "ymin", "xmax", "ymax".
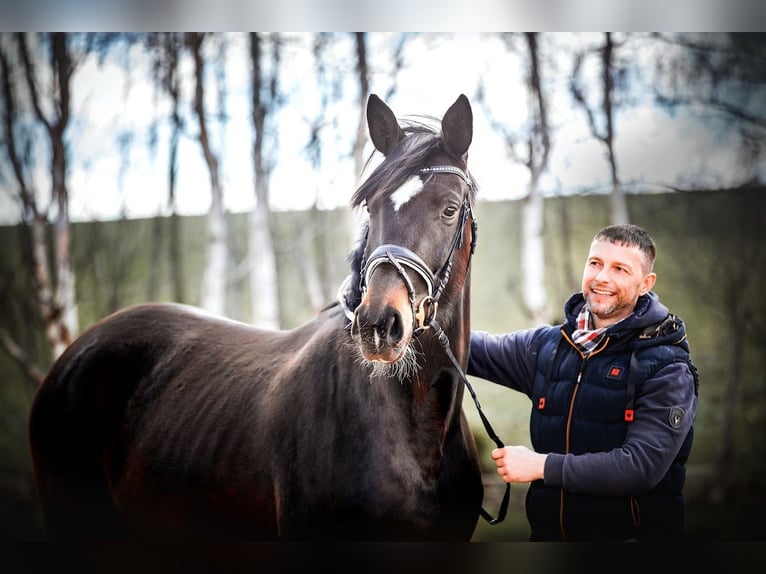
[{"xmin": 468, "ymin": 224, "xmax": 699, "ymax": 541}]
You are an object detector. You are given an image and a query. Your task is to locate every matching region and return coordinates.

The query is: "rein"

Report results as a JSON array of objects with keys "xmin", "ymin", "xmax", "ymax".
[
  {"xmin": 426, "ymin": 315, "xmax": 510, "ymax": 525},
  {"xmin": 343, "ymin": 164, "xmax": 510, "ymax": 526}
]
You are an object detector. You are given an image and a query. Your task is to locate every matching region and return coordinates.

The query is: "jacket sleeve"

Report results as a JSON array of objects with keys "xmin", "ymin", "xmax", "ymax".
[
  {"xmin": 467, "ymin": 328, "xmax": 543, "ymax": 398},
  {"xmin": 543, "ymin": 359, "xmax": 698, "ymax": 495}
]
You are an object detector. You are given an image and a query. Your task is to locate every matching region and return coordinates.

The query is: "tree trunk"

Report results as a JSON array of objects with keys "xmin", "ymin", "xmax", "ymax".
[
  {"xmin": 522, "ymin": 175, "xmax": 547, "ymax": 324},
  {"xmin": 166, "ymin": 34, "xmax": 185, "ymax": 303},
  {"xmin": 248, "ymin": 32, "xmax": 280, "ymax": 329},
  {"xmin": 520, "ymin": 33, "xmax": 551, "ymax": 324},
  {"xmin": 347, "ymin": 32, "xmax": 370, "ymax": 248},
  {"xmin": 300, "ymin": 209, "xmax": 327, "ymax": 314},
  {"xmin": 570, "ymin": 33, "xmax": 630, "ymax": 225},
  {"xmin": 189, "ymin": 32, "xmax": 228, "ymax": 317},
  {"xmin": 9, "ymin": 33, "xmax": 79, "ymax": 363},
  {"xmin": 601, "ymin": 33, "xmax": 629, "ymax": 224}
]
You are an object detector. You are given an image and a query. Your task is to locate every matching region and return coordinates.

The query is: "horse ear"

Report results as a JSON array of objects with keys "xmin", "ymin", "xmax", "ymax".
[
  {"xmin": 366, "ymin": 94, "xmax": 404, "ymax": 156},
  {"xmin": 441, "ymin": 94, "xmax": 473, "ymax": 159}
]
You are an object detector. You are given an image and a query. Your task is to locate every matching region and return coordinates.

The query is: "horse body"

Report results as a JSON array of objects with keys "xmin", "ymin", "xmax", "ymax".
[{"xmin": 29, "ymin": 94, "xmax": 485, "ymax": 541}]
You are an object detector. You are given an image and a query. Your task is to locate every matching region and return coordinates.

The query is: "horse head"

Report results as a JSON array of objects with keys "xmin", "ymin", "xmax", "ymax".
[{"xmin": 347, "ymin": 94, "xmax": 477, "ymax": 378}]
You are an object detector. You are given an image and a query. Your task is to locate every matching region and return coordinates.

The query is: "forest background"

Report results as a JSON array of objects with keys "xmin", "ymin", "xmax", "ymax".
[{"xmin": 0, "ymin": 32, "xmax": 764, "ymax": 542}]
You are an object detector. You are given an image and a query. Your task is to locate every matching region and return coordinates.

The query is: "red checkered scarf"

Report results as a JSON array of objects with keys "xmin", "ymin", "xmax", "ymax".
[{"xmin": 571, "ymin": 305, "xmax": 608, "ymax": 356}]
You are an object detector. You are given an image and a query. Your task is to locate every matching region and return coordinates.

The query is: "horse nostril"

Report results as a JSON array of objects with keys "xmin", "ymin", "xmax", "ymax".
[{"xmin": 383, "ymin": 309, "xmax": 403, "ymax": 345}]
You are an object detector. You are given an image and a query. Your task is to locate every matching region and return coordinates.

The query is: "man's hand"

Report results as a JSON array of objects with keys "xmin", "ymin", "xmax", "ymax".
[{"xmin": 491, "ymin": 445, "xmax": 547, "ymax": 483}]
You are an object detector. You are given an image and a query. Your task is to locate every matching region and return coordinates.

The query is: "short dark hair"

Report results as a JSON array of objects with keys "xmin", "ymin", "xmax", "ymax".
[{"xmin": 594, "ymin": 224, "xmax": 656, "ymax": 274}]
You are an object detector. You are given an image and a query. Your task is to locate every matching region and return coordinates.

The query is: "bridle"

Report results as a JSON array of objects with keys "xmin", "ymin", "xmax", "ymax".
[
  {"xmin": 340, "ymin": 164, "xmax": 510, "ymax": 526},
  {"xmin": 358, "ymin": 165, "xmax": 477, "ymax": 333}
]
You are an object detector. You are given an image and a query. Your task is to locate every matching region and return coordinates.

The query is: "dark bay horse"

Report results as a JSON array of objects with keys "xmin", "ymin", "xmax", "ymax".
[{"xmin": 29, "ymin": 94, "xmax": 486, "ymax": 541}]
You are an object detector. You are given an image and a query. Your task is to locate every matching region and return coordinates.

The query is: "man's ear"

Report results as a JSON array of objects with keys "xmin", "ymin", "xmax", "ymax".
[{"xmin": 640, "ymin": 272, "xmax": 657, "ymax": 295}]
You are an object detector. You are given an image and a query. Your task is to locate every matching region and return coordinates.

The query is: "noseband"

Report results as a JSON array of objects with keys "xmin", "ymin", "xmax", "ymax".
[{"xmin": 357, "ymin": 165, "xmax": 477, "ymax": 333}]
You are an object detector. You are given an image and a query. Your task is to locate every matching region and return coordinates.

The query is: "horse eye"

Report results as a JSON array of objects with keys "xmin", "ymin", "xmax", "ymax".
[{"xmin": 443, "ymin": 205, "xmax": 458, "ymax": 218}]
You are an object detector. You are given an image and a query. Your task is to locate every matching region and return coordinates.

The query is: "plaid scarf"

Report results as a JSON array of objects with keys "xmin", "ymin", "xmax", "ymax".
[{"xmin": 571, "ymin": 305, "xmax": 608, "ymax": 356}]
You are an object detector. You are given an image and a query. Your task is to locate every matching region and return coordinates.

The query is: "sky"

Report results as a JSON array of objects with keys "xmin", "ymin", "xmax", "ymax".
[
  {"xmin": 0, "ymin": 32, "xmax": 761, "ymax": 224},
  {"xmin": 2, "ymin": 0, "xmax": 764, "ymax": 33}
]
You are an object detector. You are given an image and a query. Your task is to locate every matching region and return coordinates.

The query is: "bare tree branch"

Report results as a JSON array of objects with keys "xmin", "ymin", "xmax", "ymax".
[{"xmin": 0, "ymin": 329, "xmax": 44, "ymax": 385}]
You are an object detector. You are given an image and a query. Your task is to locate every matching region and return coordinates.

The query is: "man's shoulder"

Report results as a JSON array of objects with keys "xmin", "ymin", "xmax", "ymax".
[{"xmin": 637, "ymin": 313, "xmax": 686, "ymax": 342}]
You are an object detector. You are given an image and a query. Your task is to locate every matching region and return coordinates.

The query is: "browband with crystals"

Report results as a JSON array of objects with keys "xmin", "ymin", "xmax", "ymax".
[{"xmin": 419, "ymin": 166, "xmax": 472, "ymax": 188}]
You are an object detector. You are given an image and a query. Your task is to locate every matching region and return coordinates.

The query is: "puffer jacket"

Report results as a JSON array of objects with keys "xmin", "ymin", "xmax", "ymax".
[{"xmin": 468, "ymin": 291, "xmax": 699, "ymax": 541}]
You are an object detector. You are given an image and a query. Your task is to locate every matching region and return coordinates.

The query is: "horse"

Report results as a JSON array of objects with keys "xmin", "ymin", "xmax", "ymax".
[{"xmin": 28, "ymin": 93, "xmax": 491, "ymax": 541}]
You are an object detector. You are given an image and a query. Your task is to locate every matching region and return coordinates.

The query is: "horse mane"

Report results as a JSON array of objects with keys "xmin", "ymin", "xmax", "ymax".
[{"xmin": 339, "ymin": 222, "xmax": 367, "ymax": 313}]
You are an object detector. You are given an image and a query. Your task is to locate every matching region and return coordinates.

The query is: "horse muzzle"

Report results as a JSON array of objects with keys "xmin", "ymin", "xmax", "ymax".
[{"xmin": 351, "ymin": 291, "xmax": 414, "ymax": 364}]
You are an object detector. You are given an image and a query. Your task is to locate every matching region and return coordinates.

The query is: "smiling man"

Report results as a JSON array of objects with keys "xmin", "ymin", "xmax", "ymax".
[{"xmin": 468, "ymin": 224, "xmax": 699, "ymax": 541}]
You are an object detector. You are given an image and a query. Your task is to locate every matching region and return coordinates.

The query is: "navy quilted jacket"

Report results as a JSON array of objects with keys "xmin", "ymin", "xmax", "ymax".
[{"xmin": 468, "ymin": 291, "xmax": 699, "ymax": 541}]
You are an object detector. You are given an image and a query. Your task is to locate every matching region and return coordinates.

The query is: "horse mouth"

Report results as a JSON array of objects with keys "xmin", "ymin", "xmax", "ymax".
[
  {"xmin": 352, "ymin": 340, "xmax": 421, "ymax": 382},
  {"xmin": 357, "ymin": 342, "xmax": 409, "ymax": 365}
]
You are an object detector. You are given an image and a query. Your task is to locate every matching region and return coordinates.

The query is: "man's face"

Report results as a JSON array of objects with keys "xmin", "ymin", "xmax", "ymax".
[{"xmin": 581, "ymin": 239, "xmax": 656, "ymax": 329}]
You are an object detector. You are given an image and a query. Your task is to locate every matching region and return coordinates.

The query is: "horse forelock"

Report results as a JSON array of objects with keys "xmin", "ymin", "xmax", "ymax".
[{"xmin": 351, "ymin": 120, "xmax": 443, "ymax": 210}]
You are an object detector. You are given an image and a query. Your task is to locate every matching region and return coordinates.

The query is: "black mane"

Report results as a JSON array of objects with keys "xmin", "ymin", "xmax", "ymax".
[{"xmin": 341, "ymin": 222, "xmax": 368, "ymax": 314}]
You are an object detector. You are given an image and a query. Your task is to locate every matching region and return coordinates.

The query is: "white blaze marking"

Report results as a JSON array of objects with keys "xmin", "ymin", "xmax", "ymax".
[{"xmin": 390, "ymin": 176, "xmax": 424, "ymax": 211}]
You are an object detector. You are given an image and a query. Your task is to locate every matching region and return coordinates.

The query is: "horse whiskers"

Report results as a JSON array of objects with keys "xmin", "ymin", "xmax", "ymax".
[
  {"xmin": 369, "ymin": 345, "xmax": 423, "ymax": 383},
  {"xmin": 345, "ymin": 338, "xmax": 423, "ymax": 384}
]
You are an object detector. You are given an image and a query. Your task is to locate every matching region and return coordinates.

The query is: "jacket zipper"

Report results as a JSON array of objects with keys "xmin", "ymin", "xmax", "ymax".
[
  {"xmin": 559, "ymin": 367, "xmax": 582, "ymax": 541},
  {"xmin": 557, "ymin": 331, "xmax": 610, "ymax": 540}
]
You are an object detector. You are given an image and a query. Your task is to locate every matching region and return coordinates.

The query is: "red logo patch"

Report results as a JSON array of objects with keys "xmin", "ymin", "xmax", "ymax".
[{"xmin": 607, "ymin": 366, "xmax": 623, "ymax": 379}]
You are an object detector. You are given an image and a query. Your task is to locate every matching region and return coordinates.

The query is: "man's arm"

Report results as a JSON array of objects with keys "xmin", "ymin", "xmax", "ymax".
[
  {"xmin": 467, "ymin": 327, "xmax": 543, "ymax": 396},
  {"xmin": 490, "ymin": 361, "xmax": 697, "ymax": 495}
]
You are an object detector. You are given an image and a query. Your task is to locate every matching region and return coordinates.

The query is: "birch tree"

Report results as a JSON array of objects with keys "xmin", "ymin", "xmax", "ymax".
[
  {"xmin": 188, "ymin": 32, "xmax": 228, "ymax": 316},
  {"xmin": 0, "ymin": 33, "xmax": 79, "ymax": 371},
  {"xmin": 570, "ymin": 32, "xmax": 629, "ymax": 225},
  {"xmin": 146, "ymin": 32, "xmax": 186, "ymax": 303},
  {"xmin": 301, "ymin": 33, "xmax": 360, "ymax": 313},
  {"xmin": 248, "ymin": 32, "xmax": 281, "ymax": 328},
  {"xmin": 480, "ymin": 33, "xmax": 552, "ymax": 324}
]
